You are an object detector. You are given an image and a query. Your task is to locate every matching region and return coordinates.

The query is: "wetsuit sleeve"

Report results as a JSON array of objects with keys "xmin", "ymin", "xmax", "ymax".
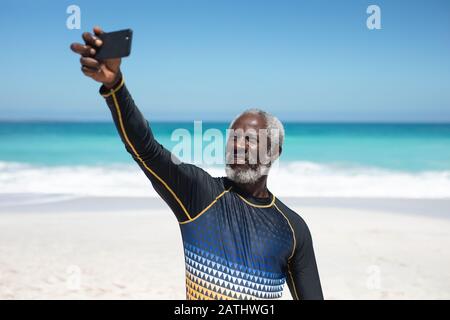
[
  {"xmin": 99, "ymin": 77, "xmax": 222, "ymax": 223},
  {"xmin": 287, "ymin": 215, "xmax": 323, "ymax": 300}
]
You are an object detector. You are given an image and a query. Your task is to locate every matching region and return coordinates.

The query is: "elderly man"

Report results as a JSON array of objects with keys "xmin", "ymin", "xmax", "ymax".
[{"xmin": 71, "ymin": 27, "xmax": 323, "ymax": 300}]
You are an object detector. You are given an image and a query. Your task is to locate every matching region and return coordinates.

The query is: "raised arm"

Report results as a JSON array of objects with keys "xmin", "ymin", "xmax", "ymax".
[
  {"xmin": 100, "ymin": 78, "xmax": 222, "ymax": 221},
  {"xmin": 70, "ymin": 26, "xmax": 223, "ymax": 222}
]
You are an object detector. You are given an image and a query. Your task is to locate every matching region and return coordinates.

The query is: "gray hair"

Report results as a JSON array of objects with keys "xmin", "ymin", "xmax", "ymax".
[{"xmin": 229, "ymin": 108, "xmax": 285, "ymax": 150}]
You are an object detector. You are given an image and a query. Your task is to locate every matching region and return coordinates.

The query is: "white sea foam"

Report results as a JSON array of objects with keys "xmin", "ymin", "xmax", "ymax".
[{"xmin": 0, "ymin": 161, "xmax": 450, "ymax": 200}]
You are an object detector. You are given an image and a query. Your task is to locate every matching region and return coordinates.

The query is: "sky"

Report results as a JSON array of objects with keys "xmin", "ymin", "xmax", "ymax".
[{"xmin": 0, "ymin": 0, "xmax": 449, "ymax": 122}]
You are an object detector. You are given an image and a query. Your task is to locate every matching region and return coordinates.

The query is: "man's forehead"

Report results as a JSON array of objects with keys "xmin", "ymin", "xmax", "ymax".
[{"xmin": 231, "ymin": 113, "xmax": 267, "ymax": 130}]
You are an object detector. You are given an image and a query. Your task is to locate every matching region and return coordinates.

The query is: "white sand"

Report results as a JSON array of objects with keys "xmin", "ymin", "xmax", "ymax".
[{"xmin": 0, "ymin": 196, "xmax": 449, "ymax": 299}]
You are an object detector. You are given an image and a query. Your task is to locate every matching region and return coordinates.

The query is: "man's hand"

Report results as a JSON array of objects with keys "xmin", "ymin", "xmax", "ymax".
[{"xmin": 70, "ymin": 26, "xmax": 122, "ymax": 88}]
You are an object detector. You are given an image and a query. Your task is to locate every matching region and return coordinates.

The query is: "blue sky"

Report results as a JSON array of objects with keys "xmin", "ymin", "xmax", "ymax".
[{"xmin": 1, "ymin": 0, "xmax": 449, "ymax": 122}]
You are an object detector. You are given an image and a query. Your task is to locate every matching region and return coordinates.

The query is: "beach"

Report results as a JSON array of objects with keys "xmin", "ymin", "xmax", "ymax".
[
  {"xmin": 1, "ymin": 121, "xmax": 449, "ymax": 299},
  {"xmin": 1, "ymin": 194, "xmax": 449, "ymax": 300}
]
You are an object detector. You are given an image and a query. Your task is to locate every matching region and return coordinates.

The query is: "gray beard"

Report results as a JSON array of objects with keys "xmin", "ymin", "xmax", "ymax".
[{"xmin": 225, "ymin": 164, "xmax": 270, "ymax": 184}]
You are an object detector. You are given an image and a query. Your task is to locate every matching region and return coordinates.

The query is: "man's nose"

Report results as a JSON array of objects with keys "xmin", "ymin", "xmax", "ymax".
[{"xmin": 234, "ymin": 137, "xmax": 247, "ymax": 153}]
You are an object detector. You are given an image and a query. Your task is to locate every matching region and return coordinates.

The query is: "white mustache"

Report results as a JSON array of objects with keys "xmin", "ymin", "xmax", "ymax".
[{"xmin": 225, "ymin": 149, "xmax": 258, "ymax": 164}]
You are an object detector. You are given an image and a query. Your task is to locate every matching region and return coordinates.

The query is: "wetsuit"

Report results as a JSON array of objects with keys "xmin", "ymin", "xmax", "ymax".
[{"xmin": 100, "ymin": 78, "xmax": 323, "ymax": 300}]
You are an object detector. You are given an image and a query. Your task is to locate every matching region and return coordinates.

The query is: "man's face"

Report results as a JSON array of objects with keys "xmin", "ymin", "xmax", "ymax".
[{"xmin": 225, "ymin": 113, "xmax": 273, "ymax": 184}]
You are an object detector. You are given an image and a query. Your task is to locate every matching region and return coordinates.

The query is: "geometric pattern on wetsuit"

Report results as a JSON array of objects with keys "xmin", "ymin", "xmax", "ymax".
[
  {"xmin": 185, "ymin": 242, "xmax": 286, "ymax": 300},
  {"xmin": 180, "ymin": 194, "xmax": 293, "ymax": 300}
]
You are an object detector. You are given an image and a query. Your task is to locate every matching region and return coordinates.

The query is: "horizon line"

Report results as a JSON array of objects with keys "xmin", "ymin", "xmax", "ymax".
[{"xmin": 1, "ymin": 119, "xmax": 450, "ymax": 125}]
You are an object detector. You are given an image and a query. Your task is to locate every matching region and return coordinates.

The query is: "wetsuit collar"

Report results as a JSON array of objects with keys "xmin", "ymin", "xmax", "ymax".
[{"xmin": 224, "ymin": 178, "xmax": 275, "ymax": 207}]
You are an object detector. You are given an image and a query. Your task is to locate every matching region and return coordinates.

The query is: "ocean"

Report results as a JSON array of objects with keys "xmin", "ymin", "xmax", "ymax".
[{"xmin": 1, "ymin": 121, "xmax": 450, "ymax": 199}]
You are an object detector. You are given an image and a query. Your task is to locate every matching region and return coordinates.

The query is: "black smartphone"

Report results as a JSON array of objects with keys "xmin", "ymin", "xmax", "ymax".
[{"xmin": 95, "ymin": 29, "xmax": 133, "ymax": 60}]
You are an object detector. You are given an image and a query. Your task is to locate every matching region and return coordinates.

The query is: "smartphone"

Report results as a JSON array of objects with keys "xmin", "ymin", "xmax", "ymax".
[{"xmin": 95, "ymin": 29, "xmax": 133, "ymax": 60}]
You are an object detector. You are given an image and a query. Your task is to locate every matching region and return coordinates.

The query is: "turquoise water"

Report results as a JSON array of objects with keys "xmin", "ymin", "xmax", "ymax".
[{"xmin": 1, "ymin": 122, "xmax": 449, "ymax": 172}]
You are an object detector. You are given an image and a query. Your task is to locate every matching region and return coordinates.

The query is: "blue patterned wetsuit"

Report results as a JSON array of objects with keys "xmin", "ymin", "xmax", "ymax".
[{"xmin": 100, "ymin": 78, "xmax": 323, "ymax": 300}]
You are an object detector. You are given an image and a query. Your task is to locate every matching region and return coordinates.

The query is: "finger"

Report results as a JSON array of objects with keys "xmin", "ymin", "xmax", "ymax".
[
  {"xmin": 82, "ymin": 31, "xmax": 102, "ymax": 47},
  {"xmin": 81, "ymin": 65, "xmax": 99, "ymax": 76},
  {"xmin": 80, "ymin": 57, "xmax": 100, "ymax": 69},
  {"xmin": 70, "ymin": 43, "xmax": 96, "ymax": 56},
  {"xmin": 93, "ymin": 26, "xmax": 104, "ymax": 36}
]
